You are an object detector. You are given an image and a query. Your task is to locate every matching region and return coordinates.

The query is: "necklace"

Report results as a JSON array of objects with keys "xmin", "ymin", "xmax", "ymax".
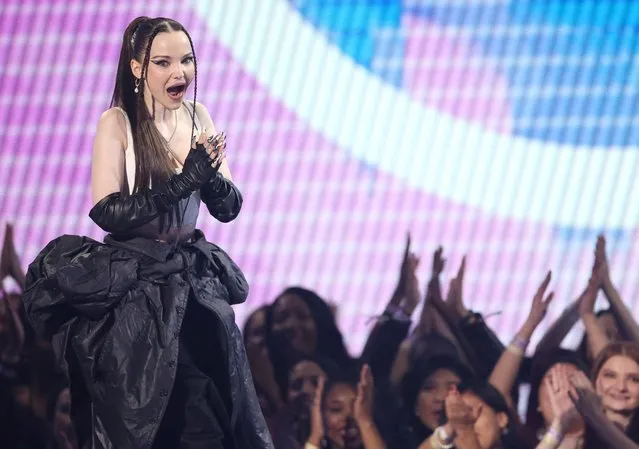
[
  {"xmin": 165, "ymin": 109, "xmax": 178, "ymax": 143},
  {"xmin": 163, "ymin": 109, "xmax": 181, "ymax": 173}
]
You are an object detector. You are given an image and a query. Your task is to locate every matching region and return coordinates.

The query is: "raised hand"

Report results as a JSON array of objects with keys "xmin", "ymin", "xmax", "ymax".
[
  {"xmin": 569, "ymin": 370, "xmax": 595, "ymax": 393},
  {"xmin": 0, "ymin": 223, "xmax": 25, "ymax": 289},
  {"xmin": 307, "ymin": 376, "xmax": 325, "ymax": 446},
  {"xmin": 523, "ymin": 271, "xmax": 554, "ymax": 333},
  {"xmin": 546, "ymin": 365, "xmax": 581, "ymax": 433},
  {"xmin": 403, "ymin": 249, "xmax": 421, "ymax": 315},
  {"xmin": 568, "ymin": 371, "xmax": 607, "ymax": 428},
  {"xmin": 390, "ymin": 233, "xmax": 420, "ymax": 315},
  {"xmin": 578, "ymin": 274, "xmax": 599, "ymax": 317},
  {"xmin": 354, "ymin": 364, "xmax": 375, "ymax": 425},
  {"xmin": 446, "ymin": 256, "xmax": 467, "ymax": 317},
  {"xmin": 594, "ymin": 235, "xmax": 610, "ymax": 286},
  {"xmin": 193, "ymin": 129, "xmax": 226, "ymax": 171},
  {"xmin": 445, "ymin": 385, "xmax": 477, "ymax": 431},
  {"xmin": 432, "ymin": 246, "xmax": 445, "ymax": 277}
]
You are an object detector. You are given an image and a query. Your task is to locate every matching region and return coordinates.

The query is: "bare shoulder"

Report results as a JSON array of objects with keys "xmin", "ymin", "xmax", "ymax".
[
  {"xmin": 95, "ymin": 107, "xmax": 128, "ymax": 150},
  {"xmin": 193, "ymin": 101, "xmax": 217, "ymax": 131}
]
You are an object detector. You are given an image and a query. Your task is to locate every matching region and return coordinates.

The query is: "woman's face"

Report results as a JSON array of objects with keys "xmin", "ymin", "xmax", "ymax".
[
  {"xmin": 596, "ymin": 355, "xmax": 639, "ymax": 414},
  {"xmin": 416, "ymin": 368, "xmax": 461, "ymax": 430},
  {"xmin": 288, "ymin": 360, "xmax": 326, "ymax": 410},
  {"xmin": 53, "ymin": 388, "xmax": 77, "ymax": 449},
  {"xmin": 133, "ymin": 30, "xmax": 195, "ymax": 110},
  {"xmin": 461, "ymin": 391, "xmax": 508, "ymax": 449},
  {"xmin": 245, "ymin": 309, "xmax": 267, "ymax": 348},
  {"xmin": 271, "ymin": 294, "xmax": 317, "ymax": 356},
  {"xmin": 324, "ymin": 383, "xmax": 361, "ymax": 449}
]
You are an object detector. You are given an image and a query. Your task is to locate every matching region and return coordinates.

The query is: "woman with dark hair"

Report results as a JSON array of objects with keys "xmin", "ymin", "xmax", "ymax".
[
  {"xmin": 267, "ymin": 287, "xmax": 352, "ymax": 367},
  {"xmin": 534, "ymin": 345, "xmax": 639, "ymax": 449},
  {"xmin": 525, "ymin": 349, "xmax": 588, "ymax": 444},
  {"xmin": 287, "ymin": 356, "xmax": 344, "ymax": 445},
  {"xmin": 398, "ymin": 354, "xmax": 473, "ymax": 448},
  {"xmin": 22, "ymin": 16, "xmax": 272, "ymax": 449},
  {"xmin": 244, "ymin": 305, "xmax": 268, "ymax": 349},
  {"xmin": 427, "ymin": 381, "xmax": 519, "ymax": 449},
  {"xmin": 305, "ymin": 365, "xmax": 387, "ymax": 449},
  {"xmin": 265, "ymin": 287, "xmax": 356, "ymax": 403}
]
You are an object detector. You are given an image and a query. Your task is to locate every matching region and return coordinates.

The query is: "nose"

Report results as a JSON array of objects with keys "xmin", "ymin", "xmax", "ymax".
[
  {"xmin": 281, "ymin": 316, "xmax": 300, "ymax": 333},
  {"xmin": 616, "ymin": 377, "xmax": 629, "ymax": 392},
  {"xmin": 172, "ymin": 65, "xmax": 185, "ymax": 79},
  {"xmin": 434, "ymin": 386, "xmax": 448, "ymax": 402}
]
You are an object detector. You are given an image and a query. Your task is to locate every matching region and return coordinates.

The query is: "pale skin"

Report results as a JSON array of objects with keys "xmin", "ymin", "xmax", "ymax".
[
  {"xmin": 91, "ymin": 29, "xmax": 232, "ymax": 205},
  {"xmin": 489, "ymin": 271, "xmax": 553, "ymax": 403}
]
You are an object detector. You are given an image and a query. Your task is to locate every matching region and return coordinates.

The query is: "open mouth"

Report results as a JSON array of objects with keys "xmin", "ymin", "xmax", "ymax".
[{"xmin": 167, "ymin": 84, "xmax": 186, "ymax": 99}]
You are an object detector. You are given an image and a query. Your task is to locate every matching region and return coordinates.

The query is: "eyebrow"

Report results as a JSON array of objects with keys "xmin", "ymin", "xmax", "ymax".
[{"xmin": 151, "ymin": 53, "xmax": 194, "ymax": 59}]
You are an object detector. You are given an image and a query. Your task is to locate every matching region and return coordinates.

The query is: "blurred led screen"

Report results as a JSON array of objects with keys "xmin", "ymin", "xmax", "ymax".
[{"xmin": 2, "ymin": 0, "xmax": 639, "ymax": 351}]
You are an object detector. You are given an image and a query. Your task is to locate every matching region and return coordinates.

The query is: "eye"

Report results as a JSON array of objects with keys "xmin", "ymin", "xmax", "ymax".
[
  {"xmin": 290, "ymin": 378, "xmax": 304, "ymax": 392},
  {"xmin": 182, "ymin": 56, "xmax": 194, "ymax": 64},
  {"xmin": 153, "ymin": 60, "xmax": 169, "ymax": 68},
  {"xmin": 274, "ymin": 310, "xmax": 289, "ymax": 324}
]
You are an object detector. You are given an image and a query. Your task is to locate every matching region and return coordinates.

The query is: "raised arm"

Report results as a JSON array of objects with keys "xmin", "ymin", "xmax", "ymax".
[
  {"xmin": 0, "ymin": 223, "xmax": 25, "ymax": 290},
  {"xmin": 596, "ymin": 235, "xmax": 639, "ymax": 344},
  {"xmin": 421, "ymin": 385, "xmax": 482, "ymax": 449},
  {"xmin": 361, "ymin": 234, "xmax": 416, "ymax": 382},
  {"xmin": 534, "ymin": 365, "xmax": 583, "ymax": 449},
  {"xmin": 489, "ymin": 271, "xmax": 553, "ymax": 400},
  {"xmin": 354, "ymin": 365, "xmax": 387, "ymax": 449},
  {"xmin": 429, "ymin": 258, "xmax": 484, "ymax": 373},
  {"xmin": 570, "ymin": 371, "xmax": 639, "ymax": 449},
  {"xmin": 579, "ymin": 272, "xmax": 610, "ymax": 361},
  {"xmin": 534, "ymin": 296, "xmax": 581, "ymax": 357},
  {"xmin": 416, "ymin": 248, "xmax": 462, "ymax": 345}
]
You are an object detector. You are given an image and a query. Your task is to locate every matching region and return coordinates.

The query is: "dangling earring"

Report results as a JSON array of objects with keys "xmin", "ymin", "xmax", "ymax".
[{"xmin": 134, "ymin": 78, "xmax": 140, "ymax": 94}]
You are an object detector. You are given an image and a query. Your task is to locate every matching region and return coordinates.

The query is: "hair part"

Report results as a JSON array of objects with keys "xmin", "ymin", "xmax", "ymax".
[
  {"xmin": 591, "ymin": 341, "xmax": 639, "ymax": 381},
  {"xmin": 111, "ymin": 16, "xmax": 198, "ymax": 194}
]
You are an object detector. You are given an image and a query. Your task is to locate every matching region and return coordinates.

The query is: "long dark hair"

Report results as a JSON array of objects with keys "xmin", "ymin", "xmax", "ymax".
[
  {"xmin": 525, "ymin": 349, "xmax": 589, "ymax": 436},
  {"xmin": 400, "ymin": 354, "xmax": 473, "ymax": 446},
  {"xmin": 265, "ymin": 287, "xmax": 355, "ymax": 397},
  {"xmin": 457, "ymin": 381, "xmax": 518, "ymax": 449},
  {"xmin": 111, "ymin": 16, "xmax": 198, "ymax": 194}
]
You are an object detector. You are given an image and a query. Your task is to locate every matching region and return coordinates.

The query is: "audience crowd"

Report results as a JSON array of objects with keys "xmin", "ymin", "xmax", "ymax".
[{"xmin": 2, "ymin": 223, "xmax": 639, "ymax": 449}]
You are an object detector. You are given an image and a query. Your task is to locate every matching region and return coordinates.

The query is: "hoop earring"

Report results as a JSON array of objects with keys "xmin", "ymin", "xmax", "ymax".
[{"xmin": 134, "ymin": 78, "xmax": 140, "ymax": 94}]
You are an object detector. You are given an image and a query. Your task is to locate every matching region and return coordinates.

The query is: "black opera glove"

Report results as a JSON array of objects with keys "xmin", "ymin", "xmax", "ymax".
[
  {"xmin": 200, "ymin": 172, "xmax": 243, "ymax": 223},
  {"xmin": 89, "ymin": 144, "xmax": 220, "ymax": 233}
]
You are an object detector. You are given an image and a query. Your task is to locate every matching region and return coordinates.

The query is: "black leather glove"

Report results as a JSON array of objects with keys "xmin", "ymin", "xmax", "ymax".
[
  {"xmin": 89, "ymin": 144, "xmax": 219, "ymax": 233},
  {"xmin": 200, "ymin": 172, "xmax": 243, "ymax": 222}
]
